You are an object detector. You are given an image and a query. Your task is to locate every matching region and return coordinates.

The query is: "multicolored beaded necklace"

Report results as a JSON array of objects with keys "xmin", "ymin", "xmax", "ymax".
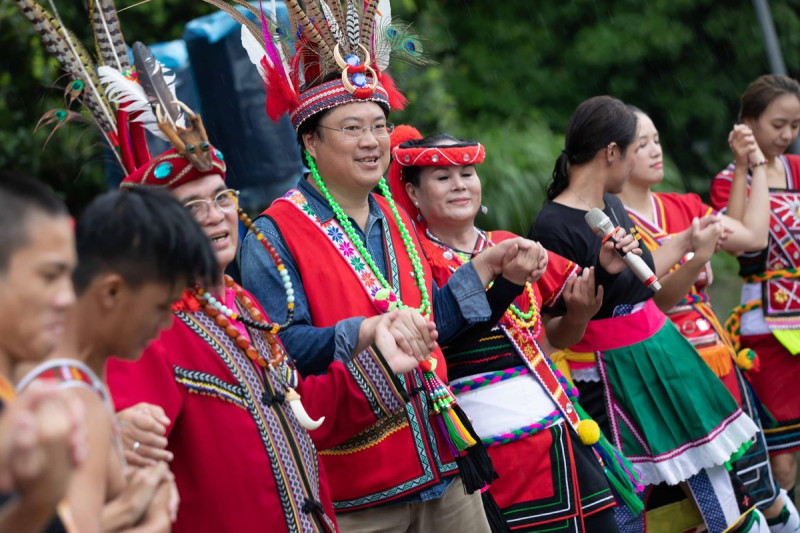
[
  {"xmin": 195, "ymin": 275, "xmax": 288, "ymax": 369},
  {"xmin": 425, "ymin": 229, "xmax": 541, "ymax": 338},
  {"xmin": 194, "ymin": 201, "xmax": 295, "ymax": 334},
  {"xmin": 305, "ymin": 150, "xmax": 431, "ymax": 318},
  {"xmin": 192, "ymin": 275, "xmax": 315, "ymax": 425}
]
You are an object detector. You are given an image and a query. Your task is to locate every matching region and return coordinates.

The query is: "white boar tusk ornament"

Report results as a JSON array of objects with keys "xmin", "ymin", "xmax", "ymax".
[{"xmin": 286, "ymin": 388, "xmax": 324, "ymax": 430}]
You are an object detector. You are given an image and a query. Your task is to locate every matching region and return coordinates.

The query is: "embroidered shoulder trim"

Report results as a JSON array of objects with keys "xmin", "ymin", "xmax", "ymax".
[
  {"xmin": 276, "ymin": 189, "xmax": 391, "ymax": 314},
  {"xmin": 347, "ymin": 347, "xmax": 409, "ymax": 419},
  {"xmin": 174, "ymin": 365, "xmax": 247, "ymax": 410}
]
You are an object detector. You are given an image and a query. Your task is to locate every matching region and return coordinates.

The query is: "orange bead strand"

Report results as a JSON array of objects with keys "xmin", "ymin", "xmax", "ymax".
[{"xmin": 195, "ymin": 278, "xmax": 287, "ymax": 370}]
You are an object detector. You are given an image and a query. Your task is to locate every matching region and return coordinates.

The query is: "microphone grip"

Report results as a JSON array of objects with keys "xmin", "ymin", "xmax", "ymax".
[{"xmin": 606, "ymin": 235, "xmax": 661, "ymax": 292}]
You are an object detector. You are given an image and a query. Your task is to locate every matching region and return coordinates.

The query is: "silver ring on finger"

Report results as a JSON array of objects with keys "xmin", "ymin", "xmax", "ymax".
[{"xmin": 133, "ymin": 441, "xmax": 141, "ymax": 453}]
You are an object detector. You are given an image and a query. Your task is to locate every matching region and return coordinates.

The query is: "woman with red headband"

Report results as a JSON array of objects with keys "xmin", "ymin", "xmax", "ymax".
[{"xmin": 387, "ymin": 125, "xmax": 646, "ymax": 532}]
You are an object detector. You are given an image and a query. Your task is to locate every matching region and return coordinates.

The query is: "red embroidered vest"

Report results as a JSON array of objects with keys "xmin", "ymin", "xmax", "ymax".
[{"xmin": 266, "ymin": 190, "xmax": 458, "ymax": 510}]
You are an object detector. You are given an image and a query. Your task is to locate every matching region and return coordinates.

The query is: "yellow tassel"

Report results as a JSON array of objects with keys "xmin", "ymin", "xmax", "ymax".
[
  {"xmin": 577, "ymin": 419, "xmax": 601, "ymax": 446},
  {"xmin": 451, "ymin": 413, "xmax": 477, "ymax": 447},
  {"xmin": 734, "ymin": 348, "xmax": 759, "ymax": 371}
]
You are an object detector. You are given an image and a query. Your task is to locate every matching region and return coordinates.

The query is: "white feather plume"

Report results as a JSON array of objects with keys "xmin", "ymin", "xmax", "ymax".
[
  {"xmin": 98, "ymin": 65, "xmax": 171, "ymax": 138},
  {"xmin": 241, "ymin": 24, "xmax": 267, "ymax": 79},
  {"xmin": 374, "ymin": 0, "xmax": 392, "ymax": 70}
]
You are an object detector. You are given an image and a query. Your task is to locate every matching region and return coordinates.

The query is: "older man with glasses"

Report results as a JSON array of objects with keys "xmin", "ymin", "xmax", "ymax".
[{"xmin": 105, "ymin": 111, "xmax": 431, "ymax": 532}]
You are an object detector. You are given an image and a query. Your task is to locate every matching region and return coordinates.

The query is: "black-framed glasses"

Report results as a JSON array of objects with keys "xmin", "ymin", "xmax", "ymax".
[
  {"xmin": 317, "ymin": 123, "xmax": 395, "ymax": 139},
  {"xmin": 183, "ymin": 189, "xmax": 239, "ymax": 222}
]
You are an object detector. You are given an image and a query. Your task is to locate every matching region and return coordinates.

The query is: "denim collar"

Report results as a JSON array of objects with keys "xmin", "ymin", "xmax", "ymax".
[{"xmin": 297, "ymin": 176, "xmax": 385, "ymax": 225}]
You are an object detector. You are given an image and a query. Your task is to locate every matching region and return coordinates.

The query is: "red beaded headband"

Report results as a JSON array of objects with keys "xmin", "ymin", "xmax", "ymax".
[{"xmin": 392, "ymin": 143, "xmax": 486, "ymax": 167}]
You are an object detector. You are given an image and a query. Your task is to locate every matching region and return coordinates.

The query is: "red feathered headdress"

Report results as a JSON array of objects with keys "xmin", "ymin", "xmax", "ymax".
[
  {"xmin": 120, "ymin": 147, "xmax": 226, "ymax": 189},
  {"xmin": 242, "ymin": 1, "xmax": 422, "ymax": 130}
]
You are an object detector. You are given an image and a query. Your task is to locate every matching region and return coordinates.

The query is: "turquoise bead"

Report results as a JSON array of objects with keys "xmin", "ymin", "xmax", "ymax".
[{"xmin": 154, "ymin": 161, "xmax": 173, "ymax": 179}]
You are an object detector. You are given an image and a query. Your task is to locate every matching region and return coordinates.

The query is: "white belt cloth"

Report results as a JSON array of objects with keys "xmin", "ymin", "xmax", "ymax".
[
  {"xmin": 450, "ymin": 373, "xmax": 560, "ymax": 440},
  {"xmin": 741, "ymin": 282, "xmax": 770, "ymax": 336}
]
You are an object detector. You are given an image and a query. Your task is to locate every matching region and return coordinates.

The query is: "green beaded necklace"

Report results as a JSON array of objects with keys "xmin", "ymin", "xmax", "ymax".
[{"xmin": 305, "ymin": 150, "xmax": 431, "ymax": 318}]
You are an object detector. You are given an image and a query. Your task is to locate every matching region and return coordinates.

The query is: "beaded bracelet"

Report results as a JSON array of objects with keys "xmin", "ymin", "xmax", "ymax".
[{"xmin": 749, "ymin": 159, "xmax": 767, "ymax": 170}]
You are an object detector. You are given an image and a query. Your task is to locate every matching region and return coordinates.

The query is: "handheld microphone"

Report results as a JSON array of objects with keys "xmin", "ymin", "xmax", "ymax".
[{"xmin": 584, "ymin": 208, "xmax": 661, "ymax": 292}]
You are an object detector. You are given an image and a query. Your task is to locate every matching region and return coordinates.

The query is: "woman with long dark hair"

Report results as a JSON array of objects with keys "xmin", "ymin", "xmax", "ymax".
[
  {"xmin": 531, "ymin": 96, "xmax": 759, "ymax": 532},
  {"xmin": 616, "ymin": 107, "xmax": 800, "ymax": 531}
]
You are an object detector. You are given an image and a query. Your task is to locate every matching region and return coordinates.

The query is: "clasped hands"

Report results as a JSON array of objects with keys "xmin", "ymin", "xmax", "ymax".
[
  {"xmin": 364, "ymin": 237, "xmax": 548, "ymax": 375},
  {"xmin": 0, "ymin": 381, "xmax": 86, "ymax": 504},
  {"xmin": 473, "ymin": 237, "xmax": 548, "ymax": 286},
  {"xmin": 689, "ymin": 214, "xmax": 728, "ymax": 262},
  {"xmin": 729, "ymin": 124, "xmax": 766, "ymax": 169}
]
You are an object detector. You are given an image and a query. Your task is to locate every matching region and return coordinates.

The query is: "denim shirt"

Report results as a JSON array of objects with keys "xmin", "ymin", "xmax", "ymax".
[
  {"xmin": 240, "ymin": 178, "xmax": 492, "ymax": 376},
  {"xmin": 240, "ymin": 178, "xmax": 491, "ymax": 504}
]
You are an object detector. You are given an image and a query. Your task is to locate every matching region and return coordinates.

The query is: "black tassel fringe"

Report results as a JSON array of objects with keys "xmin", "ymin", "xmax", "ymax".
[{"xmin": 453, "ymin": 404, "xmax": 498, "ymax": 493}]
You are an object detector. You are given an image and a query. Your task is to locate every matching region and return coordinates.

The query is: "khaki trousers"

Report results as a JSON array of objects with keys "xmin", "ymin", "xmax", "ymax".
[{"xmin": 335, "ymin": 477, "xmax": 492, "ymax": 533}]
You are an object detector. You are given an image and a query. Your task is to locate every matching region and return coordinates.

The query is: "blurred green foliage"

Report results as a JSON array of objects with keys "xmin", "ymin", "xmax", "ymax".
[
  {"xmin": 4, "ymin": 0, "xmax": 788, "ymax": 316},
  {"xmin": 0, "ymin": 0, "xmax": 213, "ymax": 212},
  {"xmin": 4, "ymin": 0, "xmax": 800, "ymax": 231},
  {"xmin": 388, "ymin": 0, "xmax": 800, "ymax": 235}
]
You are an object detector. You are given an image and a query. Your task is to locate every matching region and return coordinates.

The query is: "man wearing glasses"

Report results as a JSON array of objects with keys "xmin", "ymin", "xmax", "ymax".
[{"xmin": 240, "ymin": 89, "xmax": 542, "ymax": 529}]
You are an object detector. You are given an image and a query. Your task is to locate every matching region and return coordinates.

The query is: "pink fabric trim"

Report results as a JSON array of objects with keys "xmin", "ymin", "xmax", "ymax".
[{"xmin": 571, "ymin": 299, "xmax": 666, "ymax": 352}]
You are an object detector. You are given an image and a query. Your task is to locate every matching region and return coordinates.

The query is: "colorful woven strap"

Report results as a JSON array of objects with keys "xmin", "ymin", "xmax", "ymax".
[
  {"xmin": 723, "ymin": 301, "xmax": 762, "ymax": 371},
  {"xmin": 725, "ymin": 300, "xmax": 763, "ymax": 352},
  {"xmin": 450, "ymin": 367, "xmax": 529, "ymax": 395},
  {"xmin": 677, "ymin": 292, "xmax": 710, "ymax": 307},
  {"xmin": 744, "ymin": 269, "xmax": 800, "ymax": 283},
  {"xmin": 481, "ymin": 410, "xmax": 562, "ymax": 447}
]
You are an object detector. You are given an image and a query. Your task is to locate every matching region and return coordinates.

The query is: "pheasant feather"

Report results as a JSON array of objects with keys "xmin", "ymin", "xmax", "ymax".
[
  {"xmin": 320, "ymin": 1, "xmax": 343, "ymax": 43},
  {"xmin": 15, "ymin": 0, "xmax": 121, "ymax": 164},
  {"xmin": 285, "ymin": 0, "xmax": 333, "ymax": 62},
  {"xmin": 228, "ymin": 0, "xmax": 263, "ymax": 24},
  {"xmin": 345, "ymin": 0, "xmax": 360, "ymax": 54},
  {"xmin": 303, "ymin": 1, "xmax": 334, "ymax": 51},
  {"xmin": 359, "ymin": 0, "xmax": 378, "ymax": 51},
  {"xmin": 325, "ymin": 0, "xmax": 345, "ymax": 37},
  {"xmin": 88, "ymin": 0, "xmax": 129, "ymax": 71},
  {"xmin": 199, "ymin": 0, "xmax": 263, "ymax": 46}
]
